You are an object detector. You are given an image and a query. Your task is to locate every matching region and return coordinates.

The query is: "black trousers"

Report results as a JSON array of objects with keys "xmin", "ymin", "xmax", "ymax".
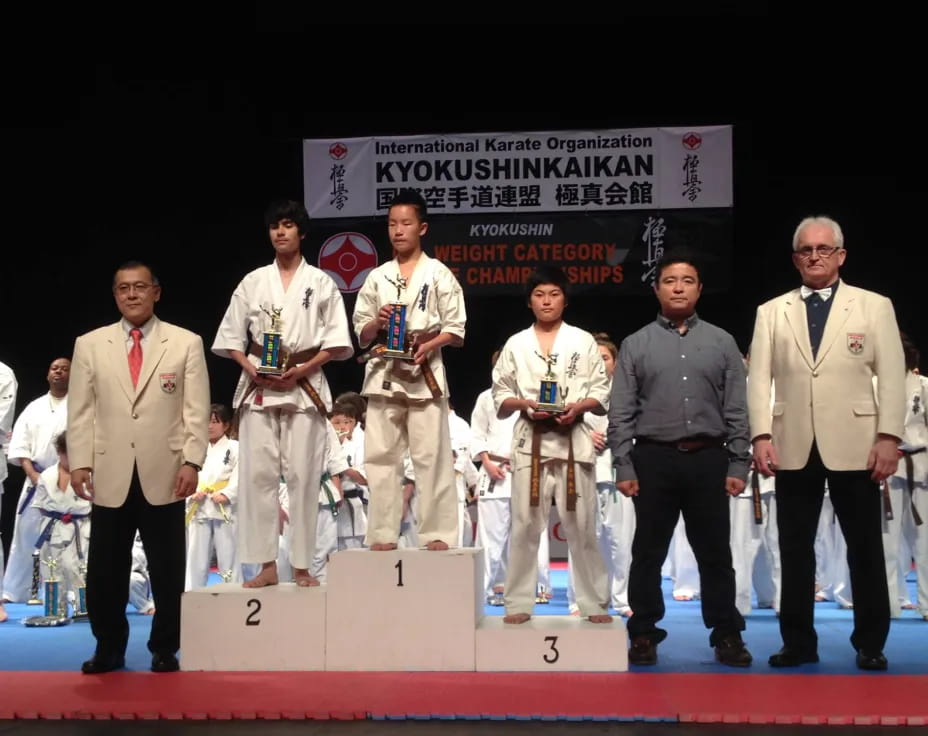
[
  {"xmin": 86, "ymin": 466, "xmax": 185, "ymax": 658},
  {"xmin": 775, "ymin": 442, "xmax": 889, "ymax": 655},
  {"xmin": 627, "ymin": 443, "xmax": 745, "ymax": 647}
]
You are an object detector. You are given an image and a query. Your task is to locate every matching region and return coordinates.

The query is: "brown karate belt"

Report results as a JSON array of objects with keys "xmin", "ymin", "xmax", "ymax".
[
  {"xmin": 357, "ymin": 333, "xmax": 443, "ymax": 400},
  {"xmin": 240, "ymin": 342, "xmax": 326, "ymax": 415},
  {"xmin": 526, "ymin": 415, "xmax": 577, "ymax": 512},
  {"xmin": 751, "ymin": 467, "xmax": 763, "ymax": 525}
]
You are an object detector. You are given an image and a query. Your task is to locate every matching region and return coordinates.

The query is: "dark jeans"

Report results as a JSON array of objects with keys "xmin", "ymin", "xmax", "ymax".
[
  {"xmin": 87, "ymin": 466, "xmax": 185, "ymax": 658},
  {"xmin": 627, "ymin": 443, "xmax": 745, "ymax": 647},
  {"xmin": 775, "ymin": 442, "xmax": 889, "ymax": 655}
]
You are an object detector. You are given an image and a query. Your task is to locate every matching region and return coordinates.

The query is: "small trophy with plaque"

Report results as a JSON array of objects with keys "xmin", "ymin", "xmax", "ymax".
[
  {"xmin": 383, "ymin": 275, "xmax": 414, "ymax": 360},
  {"xmin": 73, "ymin": 560, "xmax": 89, "ymax": 621},
  {"xmin": 536, "ymin": 352, "xmax": 568, "ymax": 413},
  {"xmin": 257, "ymin": 305, "xmax": 285, "ymax": 375},
  {"xmin": 23, "ymin": 555, "xmax": 71, "ymax": 627}
]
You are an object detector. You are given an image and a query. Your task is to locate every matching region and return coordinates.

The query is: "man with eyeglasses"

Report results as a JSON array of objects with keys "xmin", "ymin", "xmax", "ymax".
[
  {"xmin": 67, "ymin": 261, "xmax": 210, "ymax": 673},
  {"xmin": 747, "ymin": 216, "xmax": 905, "ymax": 671}
]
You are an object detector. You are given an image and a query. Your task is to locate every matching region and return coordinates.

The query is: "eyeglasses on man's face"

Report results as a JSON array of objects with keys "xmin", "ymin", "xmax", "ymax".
[
  {"xmin": 115, "ymin": 282, "xmax": 155, "ymax": 295},
  {"xmin": 794, "ymin": 245, "xmax": 841, "ymax": 260}
]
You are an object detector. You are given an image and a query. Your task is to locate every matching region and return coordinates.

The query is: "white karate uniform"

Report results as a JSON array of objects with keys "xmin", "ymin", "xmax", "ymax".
[
  {"xmin": 884, "ymin": 371, "xmax": 928, "ymax": 617},
  {"xmin": 397, "ymin": 453, "xmax": 419, "ymax": 549},
  {"xmin": 336, "ymin": 426, "xmax": 368, "ymax": 550},
  {"xmin": 185, "ymin": 436, "xmax": 241, "ymax": 589},
  {"xmin": 669, "ymin": 517, "xmax": 701, "ymax": 599},
  {"xmin": 310, "ymin": 423, "xmax": 349, "ymax": 584},
  {"xmin": 492, "ymin": 322, "xmax": 611, "ymax": 617},
  {"xmin": 449, "ymin": 410, "xmax": 477, "ymax": 547},
  {"xmin": 470, "ymin": 388, "xmax": 517, "ymax": 599},
  {"xmin": 730, "ymin": 467, "xmax": 780, "ymax": 615},
  {"xmin": 212, "ymin": 258, "xmax": 353, "ymax": 569},
  {"xmin": 567, "ymin": 411, "xmax": 636, "ymax": 615},
  {"xmin": 129, "ymin": 532, "xmax": 154, "ymax": 613},
  {"xmin": 0, "ymin": 361, "xmax": 17, "ymax": 601},
  {"xmin": 2, "ymin": 392, "xmax": 67, "ymax": 602},
  {"xmin": 353, "ymin": 254, "xmax": 466, "ymax": 547},
  {"xmin": 31, "ymin": 463, "xmax": 91, "ymax": 607}
]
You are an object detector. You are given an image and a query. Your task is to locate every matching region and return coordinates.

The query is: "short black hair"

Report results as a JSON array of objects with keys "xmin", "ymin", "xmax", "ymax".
[
  {"xmin": 113, "ymin": 260, "xmax": 159, "ymax": 287},
  {"xmin": 901, "ymin": 331, "xmax": 920, "ymax": 372},
  {"xmin": 525, "ymin": 265, "xmax": 569, "ymax": 301},
  {"xmin": 655, "ymin": 249, "xmax": 702, "ymax": 283},
  {"xmin": 210, "ymin": 403, "xmax": 233, "ymax": 426},
  {"xmin": 264, "ymin": 200, "xmax": 311, "ymax": 235},
  {"xmin": 55, "ymin": 431, "xmax": 67, "ymax": 455},
  {"xmin": 331, "ymin": 400, "xmax": 361, "ymax": 422},
  {"xmin": 388, "ymin": 188, "xmax": 428, "ymax": 223}
]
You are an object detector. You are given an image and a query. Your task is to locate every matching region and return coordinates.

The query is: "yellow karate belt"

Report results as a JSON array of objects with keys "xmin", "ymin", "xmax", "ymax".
[{"xmin": 185, "ymin": 480, "xmax": 231, "ymax": 525}]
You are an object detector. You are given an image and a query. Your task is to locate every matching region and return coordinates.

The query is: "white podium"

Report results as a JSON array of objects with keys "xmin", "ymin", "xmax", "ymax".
[
  {"xmin": 475, "ymin": 615, "xmax": 628, "ymax": 672},
  {"xmin": 180, "ymin": 582, "xmax": 326, "ymax": 671},
  {"xmin": 325, "ymin": 547, "xmax": 484, "ymax": 671}
]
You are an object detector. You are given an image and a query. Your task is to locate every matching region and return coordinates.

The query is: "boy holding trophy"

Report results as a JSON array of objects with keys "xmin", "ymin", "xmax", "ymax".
[
  {"xmin": 212, "ymin": 200, "xmax": 354, "ymax": 587},
  {"xmin": 353, "ymin": 189, "xmax": 466, "ymax": 551},
  {"xmin": 491, "ymin": 266, "xmax": 612, "ymax": 624}
]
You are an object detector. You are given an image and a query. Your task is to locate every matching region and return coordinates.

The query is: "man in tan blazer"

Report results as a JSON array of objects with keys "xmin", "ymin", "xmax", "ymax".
[
  {"xmin": 68, "ymin": 261, "xmax": 209, "ymax": 674},
  {"xmin": 748, "ymin": 216, "xmax": 905, "ymax": 671}
]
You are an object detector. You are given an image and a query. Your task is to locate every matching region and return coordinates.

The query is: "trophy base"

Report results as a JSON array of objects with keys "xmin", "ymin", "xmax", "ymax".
[
  {"xmin": 382, "ymin": 349, "xmax": 415, "ymax": 361},
  {"xmin": 256, "ymin": 366, "xmax": 284, "ymax": 375},
  {"xmin": 72, "ymin": 612, "xmax": 90, "ymax": 622},
  {"xmin": 23, "ymin": 615, "xmax": 71, "ymax": 627},
  {"xmin": 536, "ymin": 402, "xmax": 567, "ymax": 414},
  {"xmin": 26, "ymin": 598, "xmax": 42, "ymax": 606}
]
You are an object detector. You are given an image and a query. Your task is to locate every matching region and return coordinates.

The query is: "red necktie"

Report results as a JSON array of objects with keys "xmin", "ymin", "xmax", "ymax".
[{"xmin": 129, "ymin": 328, "xmax": 143, "ymax": 388}]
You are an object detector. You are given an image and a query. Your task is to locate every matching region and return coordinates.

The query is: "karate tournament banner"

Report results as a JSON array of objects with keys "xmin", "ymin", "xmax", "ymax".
[{"xmin": 304, "ymin": 127, "xmax": 733, "ymax": 295}]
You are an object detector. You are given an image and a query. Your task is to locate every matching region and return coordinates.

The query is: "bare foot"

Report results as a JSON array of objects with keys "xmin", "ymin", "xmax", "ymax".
[
  {"xmin": 504, "ymin": 613, "xmax": 531, "ymax": 624},
  {"xmin": 618, "ymin": 607, "xmax": 633, "ymax": 618},
  {"xmin": 370, "ymin": 542, "xmax": 398, "ymax": 551},
  {"xmin": 293, "ymin": 569, "xmax": 320, "ymax": 587},
  {"xmin": 243, "ymin": 562, "xmax": 278, "ymax": 588},
  {"xmin": 588, "ymin": 614, "xmax": 613, "ymax": 624},
  {"xmin": 0, "ymin": 604, "xmax": 7, "ymax": 623},
  {"xmin": 425, "ymin": 540, "xmax": 449, "ymax": 551},
  {"xmin": 673, "ymin": 594, "xmax": 693, "ymax": 601},
  {"xmin": 143, "ymin": 608, "xmax": 156, "ymax": 616}
]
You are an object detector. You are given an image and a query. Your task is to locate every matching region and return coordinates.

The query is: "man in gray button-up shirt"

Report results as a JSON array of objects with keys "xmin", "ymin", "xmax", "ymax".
[{"xmin": 607, "ymin": 251, "xmax": 752, "ymax": 668}]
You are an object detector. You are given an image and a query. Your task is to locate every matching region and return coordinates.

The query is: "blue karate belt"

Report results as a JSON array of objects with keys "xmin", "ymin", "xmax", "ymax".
[
  {"xmin": 17, "ymin": 463, "xmax": 45, "ymax": 514},
  {"xmin": 34, "ymin": 510, "xmax": 90, "ymax": 560}
]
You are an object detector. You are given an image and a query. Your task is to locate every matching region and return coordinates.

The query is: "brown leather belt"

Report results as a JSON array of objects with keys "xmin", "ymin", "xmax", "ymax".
[{"xmin": 636, "ymin": 437, "xmax": 726, "ymax": 453}]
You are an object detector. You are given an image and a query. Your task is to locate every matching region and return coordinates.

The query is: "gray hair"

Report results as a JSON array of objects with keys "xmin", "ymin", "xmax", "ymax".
[{"xmin": 792, "ymin": 216, "xmax": 844, "ymax": 251}]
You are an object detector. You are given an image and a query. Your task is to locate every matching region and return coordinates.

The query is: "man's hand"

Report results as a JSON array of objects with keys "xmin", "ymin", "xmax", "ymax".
[
  {"xmin": 376, "ymin": 304, "xmax": 394, "ymax": 331},
  {"xmin": 753, "ymin": 437, "xmax": 779, "ymax": 477},
  {"xmin": 173, "ymin": 464, "xmax": 198, "ymax": 499},
  {"xmin": 412, "ymin": 337, "xmax": 436, "ymax": 366},
  {"xmin": 591, "ymin": 430, "xmax": 607, "ymax": 453},
  {"xmin": 71, "ymin": 468, "xmax": 94, "ymax": 501},
  {"xmin": 482, "ymin": 457, "xmax": 507, "ymax": 481},
  {"xmin": 264, "ymin": 370, "xmax": 299, "ymax": 392},
  {"xmin": 617, "ymin": 480, "xmax": 639, "ymax": 497},
  {"xmin": 725, "ymin": 476, "xmax": 746, "ymax": 497},
  {"xmin": 868, "ymin": 436, "xmax": 900, "ymax": 482}
]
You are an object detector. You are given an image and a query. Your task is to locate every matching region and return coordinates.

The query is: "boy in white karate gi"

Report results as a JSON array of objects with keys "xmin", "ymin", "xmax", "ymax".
[
  {"xmin": 332, "ymin": 401, "xmax": 369, "ymax": 550},
  {"xmin": 212, "ymin": 200, "xmax": 353, "ymax": 587},
  {"xmin": 492, "ymin": 266, "xmax": 612, "ymax": 624},
  {"xmin": 353, "ymin": 189, "xmax": 465, "ymax": 551}
]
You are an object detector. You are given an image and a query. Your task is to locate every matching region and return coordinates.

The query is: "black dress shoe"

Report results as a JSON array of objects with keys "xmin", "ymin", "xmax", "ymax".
[
  {"xmin": 151, "ymin": 652, "xmax": 180, "ymax": 673},
  {"xmin": 714, "ymin": 636, "xmax": 753, "ymax": 667},
  {"xmin": 628, "ymin": 635, "xmax": 658, "ymax": 665},
  {"xmin": 768, "ymin": 648, "xmax": 819, "ymax": 667},
  {"xmin": 81, "ymin": 654, "xmax": 125, "ymax": 674},
  {"xmin": 856, "ymin": 650, "xmax": 888, "ymax": 671}
]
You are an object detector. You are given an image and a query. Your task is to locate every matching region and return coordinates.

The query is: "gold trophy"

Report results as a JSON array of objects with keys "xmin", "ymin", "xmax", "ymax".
[
  {"xmin": 536, "ymin": 351, "xmax": 568, "ymax": 413},
  {"xmin": 257, "ymin": 305, "xmax": 285, "ymax": 375},
  {"xmin": 383, "ymin": 275, "xmax": 413, "ymax": 360},
  {"xmin": 23, "ymin": 554, "xmax": 71, "ymax": 627}
]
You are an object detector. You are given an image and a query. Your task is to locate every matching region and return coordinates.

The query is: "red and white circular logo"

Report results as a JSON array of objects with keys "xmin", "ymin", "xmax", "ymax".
[
  {"xmin": 682, "ymin": 132, "xmax": 702, "ymax": 150},
  {"xmin": 318, "ymin": 232, "xmax": 378, "ymax": 293},
  {"xmin": 329, "ymin": 142, "xmax": 348, "ymax": 160}
]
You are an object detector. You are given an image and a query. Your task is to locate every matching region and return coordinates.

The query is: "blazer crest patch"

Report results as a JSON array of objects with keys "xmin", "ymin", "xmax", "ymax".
[
  {"xmin": 847, "ymin": 333, "xmax": 865, "ymax": 355},
  {"xmin": 160, "ymin": 373, "xmax": 177, "ymax": 393}
]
